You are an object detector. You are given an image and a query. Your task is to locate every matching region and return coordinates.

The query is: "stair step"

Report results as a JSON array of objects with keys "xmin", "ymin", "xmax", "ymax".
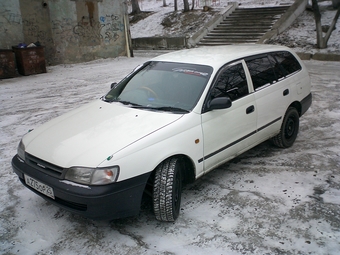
[
  {"xmin": 230, "ymin": 10, "xmax": 286, "ymax": 15},
  {"xmin": 208, "ymin": 32, "xmax": 265, "ymax": 36},
  {"xmin": 236, "ymin": 6, "xmax": 289, "ymax": 11},
  {"xmin": 216, "ymin": 25, "xmax": 272, "ymax": 30},
  {"xmin": 205, "ymin": 34, "xmax": 263, "ymax": 38},
  {"xmin": 198, "ymin": 42, "xmax": 257, "ymax": 46},
  {"xmin": 231, "ymin": 10, "xmax": 287, "ymax": 15},
  {"xmin": 211, "ymin": 28, "xmax": 267, "ymax": 32},
  {"xmin": 227, "ymin": 16, "xmax": 281, "ymax": 20},
  {"xmin": 214, "ymin": 25, "xmax": 271, "ymax": 29},
  {"xmin": 220, "ymin": 20, "xmax": 275, "ymax": 25},
  {"xmin": 204, "ymin": 38, "xmax": 262, "ymax": 42},
  {"xmin": 200, "ymin": 38, "xmax": 258, "ymax": 43}
]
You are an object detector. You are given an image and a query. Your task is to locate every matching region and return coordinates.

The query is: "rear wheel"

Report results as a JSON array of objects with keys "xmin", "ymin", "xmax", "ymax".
[
  {"xmin": 153, "ymin": 157, "xmax": 182, "ymax": 222},
  {"xmin": 272, "ymin": 107, "xmax": 300, "ymax": 148}
]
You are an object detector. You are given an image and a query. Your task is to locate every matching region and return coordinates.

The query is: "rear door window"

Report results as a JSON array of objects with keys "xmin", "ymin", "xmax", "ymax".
[{"xmin": 245, "ymin": 55, "xmax": 277, "ymax": 90}]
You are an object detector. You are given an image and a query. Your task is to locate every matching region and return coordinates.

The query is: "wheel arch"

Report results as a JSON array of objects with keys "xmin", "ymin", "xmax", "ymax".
[
  {"xmin": 177, "ymin": 154, "xmax": 196, "ymax": 184},
  {"xmin": 288, "ymin": 101, "xmax": 302, "ymax": 116},
  {"xmin": 145, "ymin": 154, "xmax": 196, "ymax": 195},
  {"xmin": 156, "ymin": 154, "xmax": 196, "ymax": 183}
]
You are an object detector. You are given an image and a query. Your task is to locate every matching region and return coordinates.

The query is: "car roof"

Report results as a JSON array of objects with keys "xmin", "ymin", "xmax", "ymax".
[{"xmin": 151, "ymin": 44, "xmax": 294, "ymax": 69}]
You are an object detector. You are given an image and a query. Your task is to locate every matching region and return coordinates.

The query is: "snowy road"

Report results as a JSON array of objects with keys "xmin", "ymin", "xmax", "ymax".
[{"xmin": 1, "ymin": 52, "xmax": 340, "ymax": 255}]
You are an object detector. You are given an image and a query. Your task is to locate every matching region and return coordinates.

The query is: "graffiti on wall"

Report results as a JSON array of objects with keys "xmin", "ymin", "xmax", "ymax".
[
  {"xmin": 100, "ymin": 14, "xmax": 124, "ymax": 43},
  {"xmin": 51, "ymin": 18, "xmax": 78, "ymax": 44},
  {"xmin": 0, "ymin": 9, "xmax": 21, "ymax": 34},
  {"xmin": 50, "ymin": 14, "xmax": 123, "ymax": 46},
  {"xmin": 22, "ymin": 16, "xmax": 54, "ymax": 44},
  {"xmin": 73, "ymin": 17, "xmax": 104, "ymax": 45},
  {"xmin": 0, "ymin": 9, "xmax": 21, "ymax": 25},
  {"xmin": 72, "ymin": 14, "xmax": 124, "ymax": 45}
]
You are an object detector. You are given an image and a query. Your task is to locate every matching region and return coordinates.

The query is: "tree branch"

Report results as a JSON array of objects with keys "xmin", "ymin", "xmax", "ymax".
[{"xmin": 324, "ymin": 6, "xmax": 340, "ymax": 42}]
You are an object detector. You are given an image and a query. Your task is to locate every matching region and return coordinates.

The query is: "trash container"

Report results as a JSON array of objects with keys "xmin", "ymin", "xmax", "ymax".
[
  {"xmin": 0, "ymin": 49, "xmax": 16, "ymax": 79},
  {"xmin": 12, "ymin": 46, "xmax": 47, "ymax": 76}
]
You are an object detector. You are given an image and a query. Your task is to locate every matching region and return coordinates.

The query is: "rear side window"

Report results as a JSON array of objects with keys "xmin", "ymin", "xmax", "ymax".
[
  {"xmin": 245, "ymin": 55, "xmax": 277, "ymax": 90},
  {"xmin": 246, "ymin": 51, "xmax": 302, "ymax": 91}
]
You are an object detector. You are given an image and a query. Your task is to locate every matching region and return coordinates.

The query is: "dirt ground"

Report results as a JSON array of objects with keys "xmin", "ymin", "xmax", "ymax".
[{"xmin": 0, "ymin": 52, "xmax": 339, "ymax": 254}]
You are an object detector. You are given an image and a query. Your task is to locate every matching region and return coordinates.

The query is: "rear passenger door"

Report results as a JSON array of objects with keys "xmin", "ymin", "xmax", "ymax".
[
  {"xmin": 201, "ymin": 61, "xmax": 257, "ymax": 173},
  {"xmin": 245, "ymin": 53, "xmax": 293, "ymax": 141}
]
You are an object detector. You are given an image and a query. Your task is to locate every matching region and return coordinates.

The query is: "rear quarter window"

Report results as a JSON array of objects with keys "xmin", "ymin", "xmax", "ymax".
[{"xmin": 271, "ymin": 51, "xmax": 302, "ymax": 76}]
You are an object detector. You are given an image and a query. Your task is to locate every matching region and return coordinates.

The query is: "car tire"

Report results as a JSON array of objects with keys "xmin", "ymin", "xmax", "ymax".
[
  {"xmin": 272, "ymin": 107, "xmax": 299, "ymax": 148},
  {"xmin": 153, "ymin": 157, "xmax": 182, "ymax": 222}
]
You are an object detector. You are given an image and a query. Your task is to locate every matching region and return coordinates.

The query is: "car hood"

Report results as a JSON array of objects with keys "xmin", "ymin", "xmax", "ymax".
[{"xmin": 23, "ymin": 100, "xmax": 183, "ymax": 168}]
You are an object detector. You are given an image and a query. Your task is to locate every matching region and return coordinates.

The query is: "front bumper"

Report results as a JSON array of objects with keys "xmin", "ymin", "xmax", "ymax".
[{"xmin": 12, "ymin": 155, "xmax": 150, "ymax": 220}]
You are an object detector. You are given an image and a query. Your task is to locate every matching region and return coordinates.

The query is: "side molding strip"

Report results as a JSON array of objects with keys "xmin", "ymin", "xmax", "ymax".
[{"xmin": 198, "ymin": 116, "xmax": 282, "ymax": 163}]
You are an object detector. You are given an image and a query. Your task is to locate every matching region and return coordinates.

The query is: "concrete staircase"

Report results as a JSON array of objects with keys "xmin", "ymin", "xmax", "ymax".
[{"xmin": 198, "ymin": 6, "xmax": 290, "ymax": 46}]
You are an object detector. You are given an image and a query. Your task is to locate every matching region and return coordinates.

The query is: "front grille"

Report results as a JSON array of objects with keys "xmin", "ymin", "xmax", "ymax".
[{"xmin": 26, "ymin": 153, "xmax": 64, "ymax": 178}]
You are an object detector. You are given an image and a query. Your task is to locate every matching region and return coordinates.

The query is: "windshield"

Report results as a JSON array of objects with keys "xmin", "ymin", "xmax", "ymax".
[{"xmin": 103, "ymin": 61, "xmax": 213, "ymax": 113}]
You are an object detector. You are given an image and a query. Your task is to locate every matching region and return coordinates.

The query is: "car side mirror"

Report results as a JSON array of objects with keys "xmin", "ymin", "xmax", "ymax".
[
  {"xmin": 207, "ymin": 97, "xmax": 232, "ymax": 111},
  {"xmin": 110, "ymin": 82, "xmax": 117, "ymax": 89}
]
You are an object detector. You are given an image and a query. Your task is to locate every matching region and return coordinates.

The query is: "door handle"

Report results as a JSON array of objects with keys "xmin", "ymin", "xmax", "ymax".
[
  {"xmin": 246, "ymin": 105, "xmax": 255, "ymax": 114},
  {"xmin": 283, "ymin": 89, "xmax": 289, "ymax": 96}
]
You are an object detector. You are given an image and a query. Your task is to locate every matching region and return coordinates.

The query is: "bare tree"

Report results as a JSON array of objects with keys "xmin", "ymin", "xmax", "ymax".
[
  {"xmin": 183, "ymin": 0, "xmax": 190, "ymax": 12},
  {"xmin": 131, "ymin": 0, "xmax": 141, "ymax": 15},
  {"xmin": 311, "ymin": 0, "xmax": 340, "ymax": 49},
  {"xmin": 173, "ymin": 0, "xmax": 193, "ymax": 12},
  {"xmin": 191, "ymin": 0, "xmax": 195, "ymax": 10}
]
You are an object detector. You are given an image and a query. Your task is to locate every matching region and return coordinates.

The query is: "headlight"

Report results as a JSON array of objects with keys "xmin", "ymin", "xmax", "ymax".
[
  {"xmin": 65, "ymin": 166, "xmax": 119, "ymax": 185},
  {"xmin": 17, "ymin": 140, "xmax": 26, "ymax": 161}
]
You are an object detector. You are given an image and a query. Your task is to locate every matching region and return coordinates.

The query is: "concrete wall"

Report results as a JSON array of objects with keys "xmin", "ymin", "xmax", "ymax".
[
  {"xmin": 132, "ymin": 37, "xmax": 187, "ymax": 50},
  {"xmin": 0, "ymin": 0, "xmax": 128, "ymax": 65}
]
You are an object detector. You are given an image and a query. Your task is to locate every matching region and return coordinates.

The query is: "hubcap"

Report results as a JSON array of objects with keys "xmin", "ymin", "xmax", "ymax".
[{"xmin": 285, "ymin": 117, "xmax": 295, "ymax": 138}]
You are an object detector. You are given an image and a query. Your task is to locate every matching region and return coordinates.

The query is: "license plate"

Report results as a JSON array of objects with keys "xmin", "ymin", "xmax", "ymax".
[{"xmin": 24, "ymin": 175, "xmax": 55, "ymax": 199}]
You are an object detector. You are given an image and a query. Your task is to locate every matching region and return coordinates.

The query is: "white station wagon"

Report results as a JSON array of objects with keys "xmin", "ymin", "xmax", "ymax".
[{"xmin": 12, "ymin": 45, "xmax": 312, "ymax": 222}]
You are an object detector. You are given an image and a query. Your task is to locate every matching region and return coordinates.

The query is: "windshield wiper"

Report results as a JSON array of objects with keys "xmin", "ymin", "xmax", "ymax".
[
  {"xmin": 115, "ymin": 100, "xmax": 145, "ymax": 108},
  {"xmin": 148, "ymin": 106, "xmax": 189, "ymax": 113},
  {"xmin": 109, "ymin": 100, "xmax": 189, "ymax": 113}
]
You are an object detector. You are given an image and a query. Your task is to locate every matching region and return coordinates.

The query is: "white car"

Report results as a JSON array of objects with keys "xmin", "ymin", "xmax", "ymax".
[{"xmin": 12, "ymin": 45, "xmax": 312, "ymax": 222}]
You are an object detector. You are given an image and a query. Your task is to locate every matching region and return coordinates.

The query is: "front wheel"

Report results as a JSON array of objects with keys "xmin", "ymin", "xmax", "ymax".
[
  {"xmin": 272, "ymin": 107, "xmax": 300, "ymax": 148},
  {"xmin": 153, "ymin": 157, "xmax": 182, "ymax": 222}
]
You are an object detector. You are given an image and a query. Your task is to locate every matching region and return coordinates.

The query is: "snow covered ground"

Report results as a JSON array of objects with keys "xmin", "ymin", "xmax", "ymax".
[{"xmin": 1, "ymin": 51, "xmax": 340, "ymax": 254}]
